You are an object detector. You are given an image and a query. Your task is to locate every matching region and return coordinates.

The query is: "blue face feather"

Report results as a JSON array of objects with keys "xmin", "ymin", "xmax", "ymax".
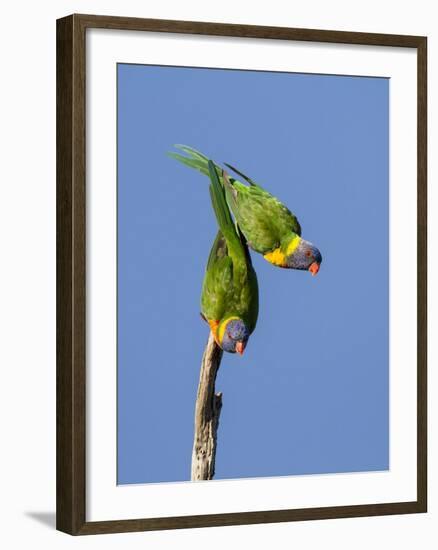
[
  {"xmin": 220, "ymin": 319, "xmax": 250, "ymax": 354},
  {"xmin": 286, "ymin": 238, "xmax": 322, "ymax": 271}
]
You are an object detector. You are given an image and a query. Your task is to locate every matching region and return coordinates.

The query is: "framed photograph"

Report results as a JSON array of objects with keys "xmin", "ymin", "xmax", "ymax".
[{"xmin": 56, "ymin": 14, "xmax": 427, "ymax": 535}]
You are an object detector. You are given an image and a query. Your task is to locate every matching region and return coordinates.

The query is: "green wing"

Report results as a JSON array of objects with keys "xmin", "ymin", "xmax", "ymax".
[
  {"xmin": 201, "ymin": 231, "xmax": 258, "ymax": 332},
  {"xmin": 222, "ymin": 173, "xmax": 301, "ymax": 254},
  {"xmin": 200, "ymin": 231, "xmax": 233, "ymax": 323},
  {"xmin": 169, "ymin": 145, "xmax": 301, "ymax": 254}
]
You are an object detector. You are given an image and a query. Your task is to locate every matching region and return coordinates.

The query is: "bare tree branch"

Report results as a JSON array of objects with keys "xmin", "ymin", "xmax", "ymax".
[{"xmin": 191, "ymin": 332, "xmax": 223, "ymax": 481}]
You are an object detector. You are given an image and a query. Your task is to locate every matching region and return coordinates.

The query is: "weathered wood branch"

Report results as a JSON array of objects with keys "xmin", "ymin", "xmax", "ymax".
[{"xmin": 191, "ymin": 332, "xmax": 223, "ymax": 481}]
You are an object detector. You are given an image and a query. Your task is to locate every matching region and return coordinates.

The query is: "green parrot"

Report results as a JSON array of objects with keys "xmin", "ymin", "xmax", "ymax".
[
  {"xmin": 200, "ymin": 161, "xmax": 259, "ymax": 355},
  {"xmin": 169, "ymin": 145, "xmax": 322, "ymax": 275}
]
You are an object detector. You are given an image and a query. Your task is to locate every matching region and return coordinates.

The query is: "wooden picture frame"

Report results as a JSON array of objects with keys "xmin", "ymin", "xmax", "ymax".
[{"xmin": 56, "ymin": 13, "xmax": 427, "ymax": 535}]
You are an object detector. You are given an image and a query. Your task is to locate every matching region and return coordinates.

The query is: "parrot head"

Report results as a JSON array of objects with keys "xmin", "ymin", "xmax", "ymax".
[
  {"xmin": 286, "ymin": 238, "xmax": 322, "ymax": 275},
  {"xmin": 220, "ymin": 318, "xmax": 250, "ymax": 355}
]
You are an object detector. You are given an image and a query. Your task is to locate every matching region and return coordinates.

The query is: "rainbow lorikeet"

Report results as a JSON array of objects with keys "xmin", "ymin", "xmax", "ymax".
[
  {"xmin": 169, "ymin": 145, "xmax": 322, "ymax": 275},
  {"xmin": 200, "ymin": 161, "xmax": 259, "ymax": 355}
]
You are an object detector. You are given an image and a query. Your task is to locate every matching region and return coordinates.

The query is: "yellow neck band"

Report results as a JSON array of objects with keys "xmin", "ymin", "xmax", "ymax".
[{"xmin": 218, "ymin": 316, "xmax": 240, "ymax": 344}]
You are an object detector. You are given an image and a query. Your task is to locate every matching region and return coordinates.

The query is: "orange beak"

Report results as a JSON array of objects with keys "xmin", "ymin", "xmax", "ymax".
[
  {"xmin": 235, "ymin": 341, "xmax": 245, "ymax": 355},
  {"xmin": 309, "ymin": 262, "xmax": 320, "ymax": 276}
]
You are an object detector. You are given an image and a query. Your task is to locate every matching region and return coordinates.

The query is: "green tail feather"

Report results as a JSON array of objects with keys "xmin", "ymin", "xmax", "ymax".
[
  {"xmin": 168, "ymin": 144, "xmax": 222, "ymax": 179},
  {"xmin": 208, "ymin": 161, "xmax": 234, "ymax": 239},
  {"xmin": 174, "ymin": 144, "xmax": 209, "ymax": 161},
  {"xmin": 207, "ymin": 161, "xmax": 246, "ymax": 266},
  {"xmin": 167, "ymin": 152, "xmax": 209, "ymax": 176}
]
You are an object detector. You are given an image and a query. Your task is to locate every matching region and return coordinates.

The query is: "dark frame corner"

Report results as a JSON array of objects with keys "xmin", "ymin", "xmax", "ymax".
[{"xmin": 56, "ymin": 13, "xmax": 427, "ymax": 536}]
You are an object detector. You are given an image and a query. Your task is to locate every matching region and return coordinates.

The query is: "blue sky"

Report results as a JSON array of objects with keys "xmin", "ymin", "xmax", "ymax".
[{"xmin": 117, "ymin": 64, "xmax": 389, "ymax": 484}]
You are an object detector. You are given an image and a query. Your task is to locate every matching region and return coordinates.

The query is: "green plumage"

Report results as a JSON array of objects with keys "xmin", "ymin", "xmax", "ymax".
[
  {"xmin": 169, "ymin": 145, "xmax": 302, "ymax": 255},
  {"xmin": 201, "ymin": 161, "xmax": 258, "ymax": 335}
]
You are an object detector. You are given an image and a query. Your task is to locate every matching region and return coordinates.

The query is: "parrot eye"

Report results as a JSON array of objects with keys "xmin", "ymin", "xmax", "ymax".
[{"xmin": 306, "ymin": 250, "xmax": 312, "ymax": 258}]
